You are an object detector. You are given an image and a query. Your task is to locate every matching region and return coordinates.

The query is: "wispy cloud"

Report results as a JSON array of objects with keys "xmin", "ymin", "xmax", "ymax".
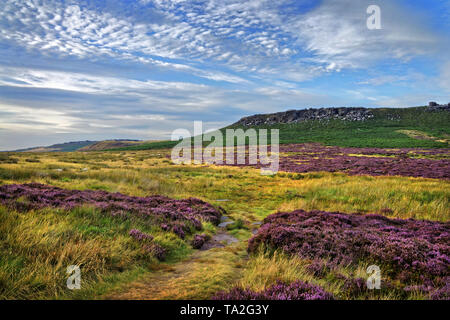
[{"xmin": 0, "ymin": 0, "xmax": 448, "ymax": 149}]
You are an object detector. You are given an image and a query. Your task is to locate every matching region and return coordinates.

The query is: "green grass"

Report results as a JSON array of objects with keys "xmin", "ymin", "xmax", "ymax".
[
  {"xmin": 105, "ymin": 106, "xmax": 450, "ymax": 151},
  {"xmin": 227, "ymin": 107, "xmax": 450, "ymax": 148},
  {"xmin": 107, "ymin": 140, "xmax": 179, "ymax": 151}
]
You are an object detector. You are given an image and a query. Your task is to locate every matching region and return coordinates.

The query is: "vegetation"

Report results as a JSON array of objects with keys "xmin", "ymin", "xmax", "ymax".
[
  {"xmin": 227, "ymin": 107, "xmax": 450, "ymax": 148},
  {"xmin": 0, "ymin": 141, "xmax": 448, "ymax": 299},
  {"xmin": 107, "ymin": 107, "xmax": 450, "ymax": 151}
]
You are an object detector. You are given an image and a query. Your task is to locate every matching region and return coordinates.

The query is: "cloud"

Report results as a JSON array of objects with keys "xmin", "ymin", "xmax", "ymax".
[
  {"xmin": 0, "ymin": 66, "xmax": 209, "ymax": 95},
  {"xmin": 0, "ymin": 0, "xmax": 443, "ymax": 82},
  {"xmin": 439, "ymin": 61, "xmax": 450, "ymax": 92},
  {"xmin": 288, "ymin": 0, "xmax": 440, "ymax": 70},
  {"xmin": 0, "ymin": 0, "xmax": 448, "ymax": 149}
]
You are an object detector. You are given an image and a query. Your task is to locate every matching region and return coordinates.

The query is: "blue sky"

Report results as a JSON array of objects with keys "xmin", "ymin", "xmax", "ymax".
[{"xmin": 0, "ymin": 0, "xmax": 449, "ymax": 150}]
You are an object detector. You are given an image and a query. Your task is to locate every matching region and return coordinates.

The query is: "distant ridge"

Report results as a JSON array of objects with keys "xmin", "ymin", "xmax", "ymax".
[
  {"xmin": 79, "ymin": 140, "xmax": 154, "ymax": 151},
  {"xmin": 12, "ymin": 140, "xmax": 98, "ymax": 152},
  {"xmin": 9, "ymin": 139, "xmax": 141, "ymax": 152}
]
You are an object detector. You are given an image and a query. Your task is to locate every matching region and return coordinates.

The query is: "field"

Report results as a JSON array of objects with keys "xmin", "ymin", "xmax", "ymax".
[{"xmin": 0, "ymin": 144, "xmax": 448, "ymax": 300}]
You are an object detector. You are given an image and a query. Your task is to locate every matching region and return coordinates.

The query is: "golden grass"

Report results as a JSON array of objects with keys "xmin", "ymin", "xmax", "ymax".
[
  {"xmin": 1, "ymin": 151, "xmax": 448, "ymax": 222},
  {"xmin": 106, "ymin": 243, "xmax": 247, "ymax": 300},
  {"xmin": 0, "ymin": 205, "xmax": 182, "ymax": 299},
  {"xmin": 0, "ymin": 149, "xmax": 448, "ymax": 299},
  {"xmin": 397, "ymin": 130, "xmax": 449, "ymax": 144},
  {"xmin": 237, "ymin": 249, "xmax": 428, "ymax": 300}
]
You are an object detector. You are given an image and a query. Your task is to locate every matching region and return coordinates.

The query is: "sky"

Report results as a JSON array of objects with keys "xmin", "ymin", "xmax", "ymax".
[{"xmin": 0, "ymin": 0, "xmax": 449, "ymax": 150}]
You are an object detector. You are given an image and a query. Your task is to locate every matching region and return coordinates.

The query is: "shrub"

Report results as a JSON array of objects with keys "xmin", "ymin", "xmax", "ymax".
[
  {"xmin": 191, "ymin": 234, "xmax": 211, "ymax": 249},
  {"xmin": 212, "ymin": 280, "xmax": 334, "ymax": 300},
  {"xmin": 0, "ymin": 183, "xmax": 225, "ymax": 240},
  {"xmin": 248, "ymin": 209, "xmax": 449, "ymax": 298}
]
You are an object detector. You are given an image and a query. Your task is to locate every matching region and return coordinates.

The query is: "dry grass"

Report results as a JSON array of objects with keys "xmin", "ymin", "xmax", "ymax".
[
  {"xmin": 237, "ymin": 249, "xmax": 428, "ymax": 300},
  {"xmin": 0, "ymin": 149, "xmax": 448, "ymax": 299},
  {"xmin": 106, "ymin": 244, "xmax": 246, "ymax": 300}
]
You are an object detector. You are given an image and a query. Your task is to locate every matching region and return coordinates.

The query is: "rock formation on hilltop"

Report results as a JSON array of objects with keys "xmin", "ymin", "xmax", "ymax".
[
  {"xmin": 233, "ymin": 103, "xmax": 450, "ymax": 127},
  {"xmin": 427, "ymin": 102, "xmax": 450, "ymax": 112},
  {"xmin": 232, "ymin": 107, "xmax": 375, "ymax": 126}
]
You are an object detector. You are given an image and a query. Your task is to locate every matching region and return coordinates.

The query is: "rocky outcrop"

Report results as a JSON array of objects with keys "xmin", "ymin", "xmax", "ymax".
[
  {"xmin": 233, "ymin": 107, "xmax": 374, "ymax": 126},
  {"xmin": 427, "ymin": 102, "xmax": 450, "ymax": 112}
]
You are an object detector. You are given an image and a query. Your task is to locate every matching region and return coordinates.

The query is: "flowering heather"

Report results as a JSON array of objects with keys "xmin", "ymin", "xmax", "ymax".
[
  {"xmin": 129, "ymin": 229, "xmax": 166, "ymax": 260},
  {"xmin": 172, "ymin": 224, "xmax": 186, "ymax": 239},
  {"xmin": 341, "ymin": 277, "xmax": 368, "ymax": 296},
  {"xmin": 191, "ymin": 234, "xmax": 211, "ymax": 249},
  {"xmin": 144, "ymin": 243, "xmax": 167, "ymax": 261},
  {"xmin": 129, "ymin": 229, "xmax": 153, "ymax": 242},
  {"xmin": 248, "ymin": 210, "xmax": 450, "ymax": 298},
  {"xmin": 226, "ymin": 143, "xmax": 450, "ymax": 179},
  {"xmin": 0, "ymin": 183, "xmax": 224, "ymax": 238},
  {"xmin": 305, "ymin": 259, "xmax": 331, "ymax": 278},
  {"xmin": 212, "ymin": 280, "xmax": 334, "ymax": 300},
  {"xmin": 430, "ymin": 282, "xmax": 450, "ymax": 300}
]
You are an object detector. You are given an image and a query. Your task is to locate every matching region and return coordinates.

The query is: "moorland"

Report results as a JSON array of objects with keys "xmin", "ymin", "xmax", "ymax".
[{"xmin": 0, "ymin": 105, "xmax": 448, "ymax": 300}]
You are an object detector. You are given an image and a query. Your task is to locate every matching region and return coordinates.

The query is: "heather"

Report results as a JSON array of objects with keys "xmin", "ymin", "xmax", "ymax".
[
  {"xmin": 191, "ymin": 234, "xmax": 211, "ymax": 249},
  {"xmin": 225, "ymin": 143, "xmax": 450, "ymax": 179},
  {"xmin": 248, "ymin": 210, "xmax": 450, "ymax": 298},
  {"xmin": 0, "ymin": 183, "xmax": 224, "ymax": 239},
  {"xmin": 212, "ymin": 280, "xmax": 334, "ymax": 300},
  {"xmin": 0, "ymin": 149, "xmax": 448, "ymax": 299},
  {"xmin": 276, "ymin": 144, "xmax": 450, "ymax": 179}
]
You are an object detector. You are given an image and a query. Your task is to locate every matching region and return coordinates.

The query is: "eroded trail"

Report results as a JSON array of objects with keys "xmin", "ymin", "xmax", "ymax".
[{"xmin": 104, "ymin": 230, "xmax": 246, "ymax": 300}]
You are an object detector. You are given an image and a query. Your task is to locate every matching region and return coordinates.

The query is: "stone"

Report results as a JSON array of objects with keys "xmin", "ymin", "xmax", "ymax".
[
  {"xmin": 233, "ymin": 107, "xmax": 375, "ymax": 126},
  {"xmin": 426, "ymin": 102, "xmax": 450, "ymax": 112}
]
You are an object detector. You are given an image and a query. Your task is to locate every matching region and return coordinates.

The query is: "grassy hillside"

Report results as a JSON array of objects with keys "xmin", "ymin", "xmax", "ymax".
[
  {"xmin": 106, "ymin": 140, "xmax": 179, "ymax": 151},
  {"xmin": 79, "ymin": 140, "xmax": 149, "ymax": 151},
  {"xmin": 233, "ymin": 107, "xmax": 449, "ymax": 148},
  {"xmin": 109, "ymin": 106, "xmax": 450, "ymax": 150}
]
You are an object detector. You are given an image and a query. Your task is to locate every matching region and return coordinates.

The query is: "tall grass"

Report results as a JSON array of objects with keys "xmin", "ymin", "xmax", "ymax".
[
  {"xmin": 237, "ymin": 249, "xmax": 426, "ymax": 300},
  {"xmin": 0, "ymin": 150, "xmax": 447, "ymax": 299},
  {"xmin": 0, "ymin": 205, "xmax": 190, "ymax": 299}
]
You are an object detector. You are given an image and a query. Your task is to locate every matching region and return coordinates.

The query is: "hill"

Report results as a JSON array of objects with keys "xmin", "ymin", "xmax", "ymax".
[
  {"xmin": 111, "ymin": 105, "xmax": 450, "ymax": 150},
  {"xmin": 9, "ymin": 139, "xmax": 148, "ymax": 153},
  {"xmin": 78, "ymin": 140, "xmax": 147, "ymax": 151},
  {"xmin": 7, "ymin": 105, "xmax": 449, "ymax": 152},
  {"xmin": 227, "ymin": 105, "xmax": 450, "ymax": 148},
  {"xmin": 12, "ymin": 140, "xmax": 98, "ymax": 152}
]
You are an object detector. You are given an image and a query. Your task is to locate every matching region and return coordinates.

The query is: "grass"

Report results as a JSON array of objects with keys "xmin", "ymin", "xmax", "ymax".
[
  {"xmin": 1, "ymin": 154, "xmax": 447, "ymax": 221},
  {"xmin": 236, "ymin": 249, "xmax": 427, "ymax": 300},
  {"xmin": 0, "ymin": 148, "xmax": 448, "ymax": 299},
  {"xmin": 0, "ymin": 205, "xmax": 192, "ymax": 299},
  {"xmin": 107, "ymin": 107, "xmax": 450, "ymax": 150},
  {"xmin": 106, "ymin": 244, "xmax": 247, "ymax": 300},
  {"xmin": 226, "ymin": 107, "xmax": 450, "ymax": 148}
]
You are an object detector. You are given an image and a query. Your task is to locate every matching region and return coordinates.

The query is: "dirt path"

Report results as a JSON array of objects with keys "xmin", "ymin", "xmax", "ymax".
[{"xmin": 104, "ymin": 230, "xmax": 246, "ymax": 300}]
